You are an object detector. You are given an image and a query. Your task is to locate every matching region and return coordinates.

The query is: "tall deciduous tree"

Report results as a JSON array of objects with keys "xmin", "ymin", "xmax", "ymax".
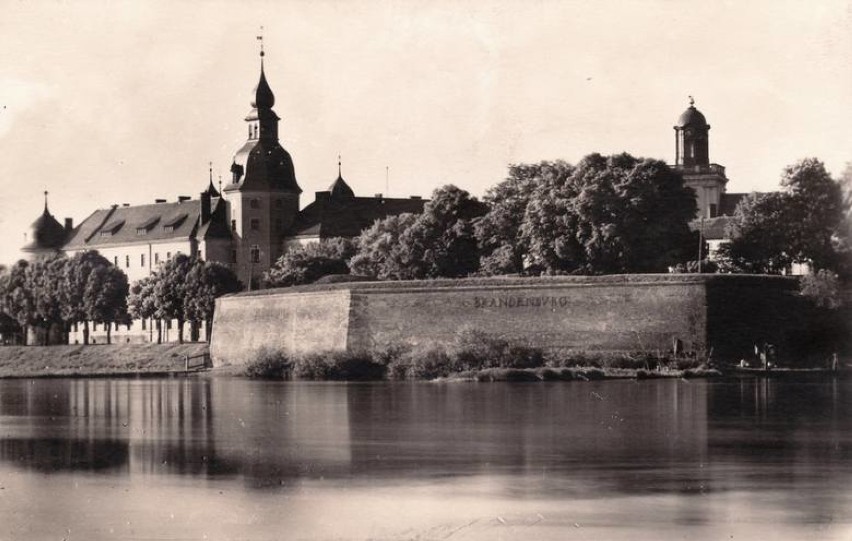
[
  {"xmin": 520, "ymin": 153, "xmax": 696, "ymax": 274},
  {"xmin": 153, "ymin": 254, "xmax": 193, "ymax": 343},
  {"xmin": 476, "ymin": 161, "xmax": 572, "ymax": 275},
  {"xmin": 128, "ymin": 276, "xmax": 160, "ymax": 343},
  {"xmin": 349, "ymin": 213, "xmax": 419, "ymax": 279},
  {"xmin": 62, "ymin": 251, "xmax": 114, "ymax": 345},
  {"xmin": 264, "ymin": 238, "xmax": 356, "ymax": 287},
  {"xmin": 83, "ymin": 264, "xmax": 129, "ymax": 345},
  {"xmin": 185, "ymin": 260, "xmax": 242, "ymax": 342},
  {"xmin": 0, "ymin": 261, "xmax": 33, "ymax": 344},
  {"xmin": 720, "ymin": 158, "xmax": 848, "ymax": 275}
]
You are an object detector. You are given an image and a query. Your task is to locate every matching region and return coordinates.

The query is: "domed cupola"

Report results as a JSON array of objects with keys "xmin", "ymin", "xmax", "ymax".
[
  {"xmin": 674, "ymin": 96, "xmax": 710, "ymax": 168},
  {"xmin": 22, "ymin": 192, "xmax": 67, "ymax": 257}
]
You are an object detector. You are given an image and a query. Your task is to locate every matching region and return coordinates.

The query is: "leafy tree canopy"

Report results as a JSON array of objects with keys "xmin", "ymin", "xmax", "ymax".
[{"xmin": 264, "ymin": 238, "xmax": 356, "ymax": 288}]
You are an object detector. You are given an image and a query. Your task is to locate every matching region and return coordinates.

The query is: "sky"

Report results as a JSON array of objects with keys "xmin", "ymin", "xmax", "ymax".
[{"xmin": 1, "ymin": 0, "xmax": 850, "ymax": 265}]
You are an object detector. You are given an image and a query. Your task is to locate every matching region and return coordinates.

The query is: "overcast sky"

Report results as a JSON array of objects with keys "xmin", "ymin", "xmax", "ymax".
[{"xmin": 1, "ymin": 0, "xmax": 850, "ymax": 264}]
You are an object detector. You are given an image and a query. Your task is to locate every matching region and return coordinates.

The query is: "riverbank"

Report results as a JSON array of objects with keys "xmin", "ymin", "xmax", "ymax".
[{"xmin": 0, "ymin": 343, "xmax": 209, "ymax": 378}]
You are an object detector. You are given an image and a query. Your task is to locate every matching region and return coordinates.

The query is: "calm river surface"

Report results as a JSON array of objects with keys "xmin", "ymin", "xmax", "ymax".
[{"xmin": 0, "ymin": 377, "xmax": 850, "ymax": 540}]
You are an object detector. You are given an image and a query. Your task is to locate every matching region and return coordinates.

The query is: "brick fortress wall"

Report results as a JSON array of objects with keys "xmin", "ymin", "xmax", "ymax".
[{"xmin": 210, "ymin": 274, "xmax": 800, "ymax": 366}]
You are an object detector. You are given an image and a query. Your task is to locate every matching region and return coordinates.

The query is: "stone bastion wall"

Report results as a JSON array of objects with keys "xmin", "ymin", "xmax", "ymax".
[{"xmin": 210, "ymin": 274, "xmax": 800, "ymax": 366}]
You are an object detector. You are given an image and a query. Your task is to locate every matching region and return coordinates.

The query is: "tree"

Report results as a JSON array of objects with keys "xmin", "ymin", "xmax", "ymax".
[
  {"xmin": 349, "ymin": 213, "xmax": 419, "ymax": 279},
  {"xmin": 264, "ymin": 238, "xmax": 356, "ymax": 287},
  {"xmin": 62, "ymin": 251, "xmax": 114, "ymax": 345},
  {"xmin": 153, "ymin": 254, "xmax": 193, "ymax": 343},
  {"xmin": 83, "ymin": 264, "xmax": 129, "ymax": 345},
  {"xmin": 475, "ymin": 161, "xmax": 572, "ymax": 275},
  {"xmin": 720, "ymin": 158, "xmax": 848, "ymax": 275},
  {"xmin": 185, "ymin": 260, "xmax": 242, "ymax": 342},
  {"xmin": 27, "ymin": 255, "xmax": 68, "ymax": 345},
  {"xmin": 351, "ymin": 186, "xmax": 486, "ymax": 279},
  {"xmin": 0, "ymin": 262, "xmax": 32, "ymax": 344},
  {"xmin": 128, "ymin": 276, "xmax": 160, "ymax": 343},
  {"xmin": 520, "ymin": 153, "xmax": 697, "ymax": 274}
]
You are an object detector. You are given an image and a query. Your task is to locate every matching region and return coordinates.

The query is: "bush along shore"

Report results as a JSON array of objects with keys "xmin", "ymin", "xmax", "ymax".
[{"xmin": 241, "ymin": 330, "xmax": 720, "ymax": 381}]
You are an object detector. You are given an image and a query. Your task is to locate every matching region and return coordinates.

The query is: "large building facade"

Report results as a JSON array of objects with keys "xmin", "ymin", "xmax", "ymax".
[{"xmin": 21, "ymin": 52, "xmax": 426, "ymax": 343}]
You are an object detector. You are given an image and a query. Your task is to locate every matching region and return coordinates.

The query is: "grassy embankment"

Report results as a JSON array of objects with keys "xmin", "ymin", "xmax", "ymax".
[
  {"xmin": 242, "ymin": 330, "xmax": 719, "ymax": 381},
  {"xmin": 0, "ymin": 343, "xmax": 209, "ymax": 378}
]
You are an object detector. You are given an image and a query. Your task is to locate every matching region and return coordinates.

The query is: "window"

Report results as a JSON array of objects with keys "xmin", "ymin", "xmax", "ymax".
[
  {"xmin": 250, "ymin": 218, "xmax": 260, "ymax": 231},
  {"xmin": 167, "ymin": 252, "xmax": 172, "ymax": 260},
  {"xmin": 154, "ymin": 253, "xmax": 159, "ymax": 264},
  {"xmin": 113, "ymin": 256, "xmax": 118, "ymax": 267},
  {"xmin": 231, "ymin": 220, "xmax": 237, "ymax": 231},
  {"xmin": 250, "ymin": 198, "xmax": 260, "ymax": 209},
  {"xmin": 125, "ymin": 255, "xmax": 130, "ymax": 268},
  {"xmin": 276, "ymin": 219, "xmax": 282, "ymax": 232},
  {"xmin": 250, "ymin": 245, "xmax": 260, "ymax": 263},
  {"xmin": 231, "ymin": 250, "xmax": 238, "ymax": 263},
  {"xmin": 275, "ymin": 199, "xmax": 283, "ymax": 209},
  {"xmin": 709, "ymin": 204, "xmax": 718, "ymax": 218},
  {"xmin": 141, "ymin": 254, "xmax": 145, "ymax": 267}
]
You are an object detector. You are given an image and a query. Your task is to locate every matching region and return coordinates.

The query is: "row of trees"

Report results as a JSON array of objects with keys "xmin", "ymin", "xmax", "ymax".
[
  {"xmin": 0, "ymin": 252, "xmax": 129, "ymax": 345},
  {"xmin": 0, "ymin": 252, "xmax": 241, "ymax": 345},
  {"xmin": 264, "ymin": 154, "xmax": 851, "ymax": 288},
  {"xmin": 265, "ymin": 152, "xmax": 700, "ymax": 286},
  {"xmin": 129, "ymin": 254, "xmax": 241, "ymax": 343}
]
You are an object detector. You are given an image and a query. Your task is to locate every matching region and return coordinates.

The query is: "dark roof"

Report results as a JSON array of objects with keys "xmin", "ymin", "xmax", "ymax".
[
  {"xmin": 289, "ymin": 195, "xmax": 426, "ymax": 239},
  {"xmin": 196, "ymin": 198, "xmax": 233, "ymax": 241},
  {"xmin": 690, "ymin": 216, "xmax": 734, "ymax": 240},
  {"xmin": 719, "ymin": 193, "xmax": 751, "ymax": 216},
  {"xmin": 677, "ymin": 105, "xmax": 708, "ymax": 128},
  {"xmin": 22, "ymin": 207, "xmax": 67, "ymax": 252},
  {"xmin": 328, "ymin": 175, "xmax": 355, "ymax": 199},
  {"xmin": 225, "ymin": 139, "xmax": 301, "ymax": 193},
  {"xmin": 64, "ymin": 200, "xmax": 208, "ymax": 249}
]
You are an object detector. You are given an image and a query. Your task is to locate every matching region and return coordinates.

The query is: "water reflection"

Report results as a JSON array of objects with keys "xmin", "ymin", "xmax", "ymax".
[{"xmin": 0, "ymin": 377, "xmax": 850, "ymax": 536}]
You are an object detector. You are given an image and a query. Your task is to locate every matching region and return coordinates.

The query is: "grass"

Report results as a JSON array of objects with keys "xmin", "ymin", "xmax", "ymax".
[{"xmin": 0, "ymin": 343, "xmax": 209, "ymax": 378}]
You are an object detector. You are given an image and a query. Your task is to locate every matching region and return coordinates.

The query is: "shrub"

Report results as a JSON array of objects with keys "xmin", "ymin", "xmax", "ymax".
[
  {"xmin": 243, "ymin": 347, "xmax": 291, "ymax": 378},
  {"xmin": 450, "ymin": 329, "xmax": 545, "ymax": 370},
  {"xmin": 387, "ymin": 343, "xmax": 453, "ymax": 380},
  {"xmin": 292, "ymin": 351, "xmax": 386, "ymax": 380}
]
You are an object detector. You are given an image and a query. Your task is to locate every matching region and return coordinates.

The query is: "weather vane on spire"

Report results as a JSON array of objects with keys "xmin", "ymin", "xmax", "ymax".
[
  {"xmin": 688, "ymin": 95, "xmax": 695, "ymax": 106},
  {"xmin": 43, "ymin": 190, "xmax": 49, "ymax": 211},
  {"xmin": 257, "ymin": 26, "xmax": 265, "ymax": 58},
  {"xmin": 209, "ymin": 161, "xmax": 213, "ymax": 182},
  {"xmin": 338, "ymin": 153, "xmax": 342, "ymax": 177}
]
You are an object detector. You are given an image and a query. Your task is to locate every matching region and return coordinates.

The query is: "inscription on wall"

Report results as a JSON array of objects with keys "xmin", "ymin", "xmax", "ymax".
[{"xmin": 472, "ymin": 296, "xmax": 572, "ymax": 309}]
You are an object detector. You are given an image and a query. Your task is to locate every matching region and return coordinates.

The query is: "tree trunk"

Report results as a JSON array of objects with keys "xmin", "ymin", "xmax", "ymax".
[
  {"xmin": 206, "ymin": 318, "xmax": 213, "ymax": 343},
  {"xmin": 156, "ymin": 320, "xmax": 162, "ymax": 344},
  {"xmin": 83, "ymin": 321, "xmax": 90, "ymax": 345},
  {"xmin": 178, "ymin": 319, "xmax": 185, "ymax": 344},
  {"xmin": 106, "ymin": 322, "xmax": 112, "ymax": 345},
  {"xmin": 190, "ymin": 321, "xmax": 199, "ymax": 342}
]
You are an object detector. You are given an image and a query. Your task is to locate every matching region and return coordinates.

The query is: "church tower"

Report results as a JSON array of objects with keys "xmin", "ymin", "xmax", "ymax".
[
  {"xmin": 673, "ymin": 98, "xmax": 728, "ymax": 219},
  {"xmin": 222, "ymin": 44, "xmax": 302, "ymax": 288}
]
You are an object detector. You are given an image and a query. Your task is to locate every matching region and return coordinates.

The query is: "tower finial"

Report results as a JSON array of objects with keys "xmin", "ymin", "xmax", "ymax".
[
  {"xmin": 257, "ymin": 26, "xmax": 265, "ymax": 60},
  {"xmin": 209, "ymin": 161, "xmax": 213, "ymax": 182},
  {"xmin": 688, "ymin": 95, "xmax": 694, "ymax": 106},
  {"xmin": 43, "ymin": 190, "xmax": 49, "ymax": 212},
  {"xmin": 218, "ymin": 175, "xmax": 223, "ymax": 193},
  {"xmin": 338, "ymin": 153, "xmax": 342, "ymax": 178}
]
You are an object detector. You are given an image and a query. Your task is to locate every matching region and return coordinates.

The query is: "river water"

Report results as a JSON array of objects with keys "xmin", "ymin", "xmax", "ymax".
[{"xmin": 0, "ymin": 377, "xmax": 849, "ymax": 540}]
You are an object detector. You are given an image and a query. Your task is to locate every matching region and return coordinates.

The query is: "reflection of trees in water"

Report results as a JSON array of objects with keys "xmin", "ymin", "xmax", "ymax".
[{"xmin": 0, "ymin": 438, "xmax": 128, "ymax": 472}]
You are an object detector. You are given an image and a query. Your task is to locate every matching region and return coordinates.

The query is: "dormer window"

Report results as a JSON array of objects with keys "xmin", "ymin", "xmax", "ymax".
[
  {"xmin": 99, "ymin": 219, "xmax": 125, "ymax": 237},
  {"xmin": 163, "ymin": 213, "xmax": 187, "ymax": 233},
  {"xmin": 136, "ymin": 216, "xmax": 160, "ymax": 235}
]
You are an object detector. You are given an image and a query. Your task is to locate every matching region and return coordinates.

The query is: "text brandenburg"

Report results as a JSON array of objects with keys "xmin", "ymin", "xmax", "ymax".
[{"xmin": 473, "ymin": 296, "xmax": 571, "ymax": 309}]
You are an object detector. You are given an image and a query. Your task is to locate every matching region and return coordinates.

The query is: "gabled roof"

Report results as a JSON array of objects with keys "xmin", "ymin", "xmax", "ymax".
[
  {"xmin": 64, "ymin": 200, "xmax": 203, "ymax": 249},
  {"xmin": 289, "ymin": 195, "xmax": 426, "ymax": 239}
]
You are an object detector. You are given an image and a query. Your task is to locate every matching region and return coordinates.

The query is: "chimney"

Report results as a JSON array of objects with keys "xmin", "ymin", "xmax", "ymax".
[
  {"xmin": 64, "ymin": 218, "xmax": 73, "ymax": 232},
  {"xmin": 374, "ymin": 193, "xmax": 383, "ymax": 199},
  {"xmin": 315, "ymin": 191, "xmax": 330, "ymax": 202},
  {"xmin": 410, "ymin": 195, "xmax": 422, "ymax": 200},
  {"xmin": 155, "ymin": 199, "xmax": 167, "ymax": 204},
  {"xmin": 178, "ymin": 195, "xmax": 191, "ymax": 202},
  {"xmin": 122, "ymin": 203, "xmax": 130, "ymax": 207},
  {"xmin": 200, "ymin": 191, "xmax": 211, "ymax": 224}
]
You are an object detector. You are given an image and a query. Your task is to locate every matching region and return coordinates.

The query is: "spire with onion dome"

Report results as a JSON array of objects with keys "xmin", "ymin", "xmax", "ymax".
[{"xmin": 22, "ymin": 191, "xmax": 67, "ymax": 257}]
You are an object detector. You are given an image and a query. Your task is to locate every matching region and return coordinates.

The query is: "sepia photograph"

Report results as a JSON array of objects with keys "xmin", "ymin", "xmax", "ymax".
[{"xmin": 0, "ymin": 1, "xmax": 850, "ymax": 539}]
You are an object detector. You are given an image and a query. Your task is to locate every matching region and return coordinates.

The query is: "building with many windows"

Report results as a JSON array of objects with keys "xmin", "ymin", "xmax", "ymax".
[{"xmin": 21, "ymin": 51, "xmax": 426, "ymax": 343}]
